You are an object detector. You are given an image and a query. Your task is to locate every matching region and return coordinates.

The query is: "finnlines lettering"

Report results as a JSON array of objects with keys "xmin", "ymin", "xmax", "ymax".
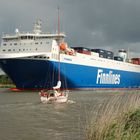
[{"xmin": 96, "ymin": 69, "xmax": 120, "ymax": 84}]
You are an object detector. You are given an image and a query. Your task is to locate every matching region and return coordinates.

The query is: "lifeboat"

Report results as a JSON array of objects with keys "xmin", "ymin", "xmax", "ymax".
[
  {"xmin": 59, "ymin": 42, "xmax": 75, "ymax": 55},
  {"xmin": 59, "ymin": 42, "xmax": 68, "ymax": 51}
]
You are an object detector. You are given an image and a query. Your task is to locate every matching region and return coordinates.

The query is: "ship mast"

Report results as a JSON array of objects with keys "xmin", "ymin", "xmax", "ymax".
[
  {"xmin": 33, "ymin": 19, "xmax": 42, "ymax": 34},
  {"xmin": 57, "ymin": 6, "xmax": 60, "ymax": 36}
]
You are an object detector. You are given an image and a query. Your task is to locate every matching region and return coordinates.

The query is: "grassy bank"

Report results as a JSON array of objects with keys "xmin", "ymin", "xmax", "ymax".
[
  {"xmin": 0, "ymin": 75, "xmax": 13, "ymax": 84},
  {"xmin": 0, "ymin": 75, "xmax": 15, "ymax": 88},
  {"xmin": 86, "ymin": 93, "xmax": 140, "ymax": 140},
  {"xmin": 0, "ymin": 84, "xmax": 15, "ymax": 88}
]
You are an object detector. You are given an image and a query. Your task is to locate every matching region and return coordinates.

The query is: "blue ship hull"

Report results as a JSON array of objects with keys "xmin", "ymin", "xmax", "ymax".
[{"xmin": 0, "ymin": 58, "xmax": 140, "ymax": 89}]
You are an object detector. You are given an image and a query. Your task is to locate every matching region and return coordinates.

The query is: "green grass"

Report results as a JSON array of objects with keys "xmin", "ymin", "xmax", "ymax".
[
  {"xmin": 86, "ymin": 93, "xmax": 140, "ymax": 140},
  {"xmin": 0, "ymin": 75, "xmax": 13, "ymax": 84},
  {"xmin": 105, "ymin": 109, "xmax": 140, "ymax": 140}
]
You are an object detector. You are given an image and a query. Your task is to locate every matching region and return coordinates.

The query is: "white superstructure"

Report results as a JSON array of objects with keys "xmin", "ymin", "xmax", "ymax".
[{"xmin": 0, "ymin": 20, "xmax": 65, "ymax": 58}]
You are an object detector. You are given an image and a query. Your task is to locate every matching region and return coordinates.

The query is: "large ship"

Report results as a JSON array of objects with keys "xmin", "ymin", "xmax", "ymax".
[{"xmin": 0, "ymin": 20, "xmax": 140, "ymax": 90}]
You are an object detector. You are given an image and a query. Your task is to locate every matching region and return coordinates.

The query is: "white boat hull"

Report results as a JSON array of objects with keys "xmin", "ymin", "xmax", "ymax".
[
  {"xmin": 40, "ymin": 95, "xmax": 68, "ymax": 104},
  {"xmin": 40, "ymin": 91, "xmax": 69, "ymax": 104}
]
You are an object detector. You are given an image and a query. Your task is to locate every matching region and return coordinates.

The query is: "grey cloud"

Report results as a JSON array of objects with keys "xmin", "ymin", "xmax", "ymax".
[{"xmin": 0, "ymin": 0, "xmax": 140, "ymax": 56}]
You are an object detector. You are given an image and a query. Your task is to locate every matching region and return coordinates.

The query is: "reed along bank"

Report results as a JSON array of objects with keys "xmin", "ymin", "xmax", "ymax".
[{"xmin": 86, "ymin": 92, "xmax": 140, "ymax": 140}]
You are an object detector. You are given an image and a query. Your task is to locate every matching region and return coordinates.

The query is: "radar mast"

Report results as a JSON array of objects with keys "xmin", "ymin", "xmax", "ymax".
[{"xmin": 33, "ymin": 19, "xmax": 42, "ymax": 34}]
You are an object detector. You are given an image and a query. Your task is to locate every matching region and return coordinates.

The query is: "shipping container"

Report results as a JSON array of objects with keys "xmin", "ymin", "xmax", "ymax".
[
  {"xmin": 132, "ymin": 60, "xmax": 139, "ymax": 65},
  {"xmin": 131, "ymin": 58, "xmax": 140, "ymax": 65},
  {"xmin": 114, "ymin": 56, "xmax": 123, "ymax": 61},
  {"xmin": 91, "ymin": 49, "xmax": 107, "ymax": 58},
  {"xmin": 106, "ymin": 56, "xmax": 114, "ymax": 59},
  {"xmin": 91, "ymin": 49, "xmax": 106, "ymax": 53},
  {"xmin": 91, "ymin": 52, "xmax": 99, "ymax": 57},
  {"xmin": 106, "ymin": 51, "xmax": 114, "ymax": 59},
  {"xmin": 72, "ymin": 47, "xmax": 91, "ymax": 55}
]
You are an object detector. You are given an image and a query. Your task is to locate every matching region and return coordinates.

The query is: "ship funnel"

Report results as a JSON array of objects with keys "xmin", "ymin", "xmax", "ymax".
[
  {"xmin": 118, "ymin": 49, "xmax": 127, "ymax": 62},
  {"xmin": 33, "ymin": 19, "xmax": 42, "ymax": 34}
]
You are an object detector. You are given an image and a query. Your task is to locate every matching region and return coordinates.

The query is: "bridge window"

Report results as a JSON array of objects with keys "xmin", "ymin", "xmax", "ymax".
[
  {"xmin": 20, "ymin": 36, "xmax": 34, "ymax": 40},
  {"xmin": 3, "ymin": 43, "xmax": 7, "ymax": 46},
  {"xmin": 3, "ymin": 37, "xmax": 19, "ymax": 42},
  {"xmin": 28, "ymin": 36, "xmax": 33, "ymax": 39},
  {"xmin": 21, "ymin": 36, "xmax": 27, "ymax": 39}
]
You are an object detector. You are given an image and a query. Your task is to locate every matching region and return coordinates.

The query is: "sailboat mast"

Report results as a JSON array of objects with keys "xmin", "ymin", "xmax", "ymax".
[
  {"xmin": 57, "ymin": 6, "xmax": 61, "ymax": 81},
  {"xmin": 58, "ymin": 51, "xmax": 60, "ymax": 81}
]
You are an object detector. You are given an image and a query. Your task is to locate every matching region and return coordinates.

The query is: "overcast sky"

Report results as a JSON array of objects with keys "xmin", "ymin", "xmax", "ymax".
[{"xmin": 0, "ymin": 0, "xmax": 140, "ymax": 57}]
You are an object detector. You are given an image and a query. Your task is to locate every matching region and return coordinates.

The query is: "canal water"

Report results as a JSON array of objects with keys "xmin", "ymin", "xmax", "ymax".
[{"xmin": 0, "ymin": 89, "xmax": 139, "ymax": 140}]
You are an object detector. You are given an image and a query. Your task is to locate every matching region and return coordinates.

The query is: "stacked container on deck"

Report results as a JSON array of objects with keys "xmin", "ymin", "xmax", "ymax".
[
  {"xmin": 91, "ymin": 49, "xmax": 114, "ymax": 59},
  {"xmin": 72, "ymin": 47, "xmax": 91, "ymax": 55},
  {"xmin": 131, "ymin": 58, "xmax": 140, "ymax": 65},
  {"xmin": 91, "ymin": 49, "xmax": 106, "ymax": 58},
  {"xmin": 114, "ymin": 56, "xmax": 123, "ymax": 61},
  {"xmin": 106, "ymin": 50, "xmax": 114, "ymax": 59}
]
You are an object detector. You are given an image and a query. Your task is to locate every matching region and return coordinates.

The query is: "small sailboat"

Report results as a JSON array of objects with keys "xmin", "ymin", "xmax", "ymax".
[
  {"xmin": 39, "ymin": 81, "xmax": 69, "ymax": 104},
  {"xmin": 39, "ymin": 8, "xmax": 69, "ymax": 104},
  {"xmin": 39, "ymin": 40, "xmax": 69, "ymax": 104}
]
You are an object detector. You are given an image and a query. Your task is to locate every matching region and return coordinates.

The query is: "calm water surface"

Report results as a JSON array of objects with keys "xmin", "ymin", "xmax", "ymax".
[{"xmin": 0, "ymin": 88, "xmax": 139, "ymax": 140}]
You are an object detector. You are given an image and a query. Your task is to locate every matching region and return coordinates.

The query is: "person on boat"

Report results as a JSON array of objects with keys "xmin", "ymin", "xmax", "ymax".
[
  {"xmin": 40, "ymin": 90, "xmax": 48, "ymax": 97},
  {"xmin": 54, "ymin": 89, "xmax": 64, "ymax": 97},
  {"xmin": 54, "ymin": 89, "xmax": 60, "ymax": 97},
  {"xmin": 50, "ymin": 92, "xmax": 55, "ymax": 97}
]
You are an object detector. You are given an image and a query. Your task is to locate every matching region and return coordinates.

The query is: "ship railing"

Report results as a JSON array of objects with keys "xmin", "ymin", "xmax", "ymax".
[{"xmin": 2, "ymin": 31, "xmax": 66, "ymax": 38}]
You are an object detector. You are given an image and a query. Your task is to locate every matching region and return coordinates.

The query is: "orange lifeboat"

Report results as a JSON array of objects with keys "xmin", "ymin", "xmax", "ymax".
[
  {"xmin": 59, "ymin": 42, "xmax": 75, "ymax": 55},
  {"xmin": 59, "ymin": 42, "xmax": 67, "ymax": 51}
]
